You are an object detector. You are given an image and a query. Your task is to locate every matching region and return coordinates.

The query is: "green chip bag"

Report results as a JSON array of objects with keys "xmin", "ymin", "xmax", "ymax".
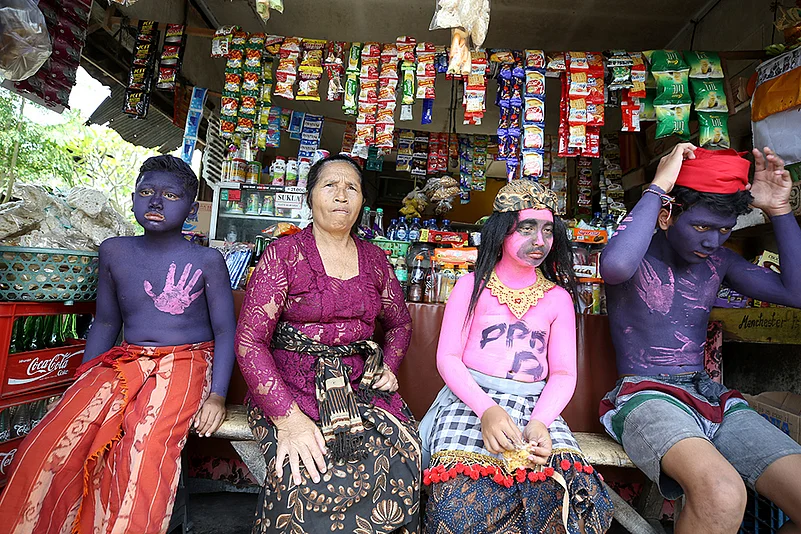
[
  {"xmin": 683, "ymin": 51, "xmax": 724, "ymax": 78},
  {"xmin": 655, "ymin": 104, "xmax": 691, "ymax": 140},
  {"xmin": 648, "ymin": 50, "xmax": 688, "ymax": 72},
  {"xmin": 653, "ymin": 70, "xmax": 691, "ymax": 105},
  {"xmin": 698, "ymin": 112, "xmax": 730, "ymax": 149},
  {"xmin": 691, "ymin": 78, "xmax": 728, "ymax": 112},
  {"xmin": 641, "ymin": 88, "xmax": 657, "ymax": 121}
]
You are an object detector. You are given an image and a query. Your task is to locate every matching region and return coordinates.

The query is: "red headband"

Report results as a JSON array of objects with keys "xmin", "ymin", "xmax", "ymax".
[{"xmin": 675, "ymin": 148, "xmax": 751, "ymax": 194}]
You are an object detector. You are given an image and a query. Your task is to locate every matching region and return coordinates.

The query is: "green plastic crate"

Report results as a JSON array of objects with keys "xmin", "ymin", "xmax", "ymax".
[
  {"xmin": 371, "ymin": 238, "xmax": 411, "ymax": 258},
  {"xmin": 0, "ymin": 246, "xmax": 99, "ymax": 303}
]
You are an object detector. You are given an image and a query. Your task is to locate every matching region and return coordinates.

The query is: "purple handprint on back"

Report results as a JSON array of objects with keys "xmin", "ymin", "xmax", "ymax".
[
  {"xmin": 144, "ymin": 262, "xmax": 204, "ymax": 315},
  {"xmin": 636, "ymin": 259, "xmax": 674, "ymax": 315}
]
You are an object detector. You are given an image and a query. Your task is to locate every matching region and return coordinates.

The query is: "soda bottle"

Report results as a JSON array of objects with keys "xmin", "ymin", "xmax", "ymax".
[
  {"xmin": 63, "ymin": 314, "xmax": 79, "ymax": 341},
  {"xmin": 357, "ymin": 207, "xmax": 372, "ymax": 239},
  {"xmin": 29, "ymin": 400, "xmax": 47, "ymax": 429},
  {"xmin": 423, "ymin": 264, "xmax": 438, "ymax": 304},
  {"xmin": 23, "ymin": 316, "xmax": 40, "ymax": 351},
  {"xmin": 9, "ymin": 402, "xmax": 31, "ymax": 439},
  {"xmin": 407, "ymin": 254, "xmax": 426, "ymax": 303},
  {"xmin": 53, "ymin": 314, "xmax": 66, "ymax": 346},
  {"xmin": 0, "ymin": 408, "xmax": 10, "ymax": 442},
  {"xmin": 408, "ymin": 218, "xmax": 422, "ymax": 242},
  {"xmin": 373, "ymin": 208, "xmax": 385, "ymax": 237},
  {"xmin": 9, "ymin": 318, "xmax": 23, "ymax": 354},
  {"xmin": 395, "ymin": 217, "xmax": 409, "ymax": 242}
]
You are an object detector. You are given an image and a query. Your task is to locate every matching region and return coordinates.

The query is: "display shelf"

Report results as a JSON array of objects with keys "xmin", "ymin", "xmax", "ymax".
[
  {"xmin": 710, "ymin": 307, "xmax": 801, "ymax": 344},
  {"xmin": 731, "ymin": 214, "xmax": 801, "ymax": 238},
  {"xmin": 218, "ymin": 213, "xmax": 300, "ymax": 223}
]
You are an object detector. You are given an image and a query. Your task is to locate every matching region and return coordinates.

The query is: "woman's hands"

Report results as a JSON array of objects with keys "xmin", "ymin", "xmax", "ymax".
[
  {"xmin": 522, "ymin": 418, "xmax": 553, "ymax": 466},
  {"xmin": 273, "ymin": 406, "xmax": 328, "ymax": 485},
  {"xmin": 372, "ymin": 365, "xmax": 399, "ymax": 392}
]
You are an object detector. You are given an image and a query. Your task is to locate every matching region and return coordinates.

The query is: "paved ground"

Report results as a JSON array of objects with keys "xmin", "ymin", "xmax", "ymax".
[{"xmin": 177, "ymin": 490, "xmax": 642, "ymax": 533}]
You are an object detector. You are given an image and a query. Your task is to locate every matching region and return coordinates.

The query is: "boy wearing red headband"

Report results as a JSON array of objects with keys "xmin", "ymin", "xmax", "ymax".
[{"xmin": 600, "ymin": 143, "xmax": 801, "ymax": 534}]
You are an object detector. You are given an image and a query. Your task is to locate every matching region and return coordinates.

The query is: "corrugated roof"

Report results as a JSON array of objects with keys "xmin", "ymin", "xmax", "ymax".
[{"xmin": 88, "ymin": 84, "xmax": 183, "ymax": 153}]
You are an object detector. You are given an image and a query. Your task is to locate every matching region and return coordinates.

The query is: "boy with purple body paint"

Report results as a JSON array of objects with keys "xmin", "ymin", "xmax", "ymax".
[
  {"xmin": 600, "ymin": 143, "xmax": 801, "ymax": 534},
  {"xmin": 0, "ymin": 156, "xmax": 236, "ymax": 534}
]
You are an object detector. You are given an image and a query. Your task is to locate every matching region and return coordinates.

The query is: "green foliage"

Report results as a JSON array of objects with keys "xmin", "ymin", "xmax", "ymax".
[{"xmin": 0, "ymin": 88, "xmax": 158, "ymax": 218}]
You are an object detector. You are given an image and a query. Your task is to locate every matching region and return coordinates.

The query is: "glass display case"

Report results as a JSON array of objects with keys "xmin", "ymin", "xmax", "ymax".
[{"xmin": 209, "ymin": 183, "xmax": 310, "ymax": 243}]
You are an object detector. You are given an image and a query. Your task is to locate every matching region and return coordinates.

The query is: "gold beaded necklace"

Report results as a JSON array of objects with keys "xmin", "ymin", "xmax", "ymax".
[{"xmin": 485, "ymin": 269, "xmax": 556, "ymax": 319}]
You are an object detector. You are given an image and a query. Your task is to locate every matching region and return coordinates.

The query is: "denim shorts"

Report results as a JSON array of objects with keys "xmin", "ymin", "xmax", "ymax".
[{"xmin": 600, "ymin": 373, "xmax": 801, "ymax": 500}]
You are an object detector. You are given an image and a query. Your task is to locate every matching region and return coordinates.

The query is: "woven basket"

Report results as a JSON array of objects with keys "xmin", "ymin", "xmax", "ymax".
[{"xmin": 0, "ymin": 246, "xmax": 99, "ymax": 302}]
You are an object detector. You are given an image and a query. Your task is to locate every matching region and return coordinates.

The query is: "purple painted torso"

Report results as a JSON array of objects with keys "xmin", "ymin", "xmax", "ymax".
[
  {"xmin": 235, "ymin": 227, "xmax": 412, "ymax": 421},
  {"xmin": 606, "ymin": 234, "xmax": 727, "ymax": 375}
]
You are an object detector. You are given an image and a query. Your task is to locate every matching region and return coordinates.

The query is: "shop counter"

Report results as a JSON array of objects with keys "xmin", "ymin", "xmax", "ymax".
[{"xmin": 229, "ymin": 292, "xmax": 617, "ymax": 434}]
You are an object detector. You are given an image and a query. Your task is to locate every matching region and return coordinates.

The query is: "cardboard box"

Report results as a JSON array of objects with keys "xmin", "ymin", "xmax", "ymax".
[
  {"xmin": 744, "ymin": 391, "xmax": 801, "ymax": 444},
  {"xmin": 182, "ymin": 201, "xmax": 212, "ymax": 235}
]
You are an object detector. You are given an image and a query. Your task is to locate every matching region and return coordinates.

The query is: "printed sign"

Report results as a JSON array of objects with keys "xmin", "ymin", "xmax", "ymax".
[{"xmin": 274, "ymin": 192, "xmax": 303, "ymax": 210}]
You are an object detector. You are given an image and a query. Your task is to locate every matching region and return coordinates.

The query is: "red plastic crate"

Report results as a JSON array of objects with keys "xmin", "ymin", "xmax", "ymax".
[
  {"xmin": 0, "ymin": 436, "xmax": 24, "ymax": 487},
  {"xmin": 0, "ymin": 302, "xmax": 95, "ymax": 404}
]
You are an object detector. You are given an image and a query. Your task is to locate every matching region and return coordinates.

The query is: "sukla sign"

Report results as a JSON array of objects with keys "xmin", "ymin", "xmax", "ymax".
[{"xmin": 274, "ymin": 192, "xmax": 303, "ymax": 210}]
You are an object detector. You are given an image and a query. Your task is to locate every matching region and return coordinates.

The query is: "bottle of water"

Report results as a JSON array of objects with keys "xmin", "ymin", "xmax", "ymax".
[
  {"xmin": 590, "ymin": 212, "xmax": 603, "ymax": 229},
  {"xmin": 408, "ymin": 218, "xmax": 422, "ymax": 242},
  {"xmin": 386, "ymin": 218, "xmax": 398, "ymax": 240},
  {"xmin": 395, "ymin": 217, "xmax": 409, "ymax": 242},
  {"xmin": 441, "ymin": 219, "xmax": 452, "ymax": 232}
]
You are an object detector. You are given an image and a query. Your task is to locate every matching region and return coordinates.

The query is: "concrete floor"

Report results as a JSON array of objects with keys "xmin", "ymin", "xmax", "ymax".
[{"xmin": 175, "ymin": 491, "xmax": 640, "ymax": 533}]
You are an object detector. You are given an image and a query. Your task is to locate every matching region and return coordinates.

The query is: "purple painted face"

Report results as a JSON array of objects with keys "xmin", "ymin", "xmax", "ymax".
[
  {"xmin": 502, "ymin": 208, "xmax": 555, "ymax": 269},
  {"xmin": 665, "ymin": 204, "xmax": 737, "ymax": 263},
  {"xmin": 132, "ymin": 171, "xmax": 197, "ymax": 234}
]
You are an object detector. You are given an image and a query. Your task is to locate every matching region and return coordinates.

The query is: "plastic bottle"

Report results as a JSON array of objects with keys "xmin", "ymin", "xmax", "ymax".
[
  {"xmin": 408, "ymin": 217, "xmax": 422, "ymax": 242},
  {"xmin": 393, "ymin": 257, "xmax": 409, "ymax": 297},
  {"xmin": 395, "ymin": 217, "xmax": 409, "ymax": 242},
  {"xmin": 386, "ymin": 218, "xmax": 398, "ymax": 240},
  {"xmin": 357, "ymin": 207, "xmax": 372, "ymax": 239},
  {"xmin": 271, "ymin": 157, "xmax": 286, "ymax": 186},
  {"xmin": 455, "ymin": 263, "xmax": 470, "ymax": 280},
  {"xmin": 407, "ymin": 254, "xmax": 426, "ymax": 302},
  {"xmin": 441, "ymin": 219, "xmax": 453, "ymax": 232},
  {"xmin": 373, "ymin": 208, "xmax": 385, "ymax": 237},
  {"xmin": 297, "ymin": 160, "xmax": 311, "ymax": 189},
  {"xmin": 590, "ymin": 212, "xmax": 603, "ymax": 229},
  {"xmin": 423, "ymin": 263, "xmax": 438, "ymax": 303},
  {"xmin": 604, "ymin": 214, "xmax": 616, "ymax": 238},
  {"xmin": 439, "ymin": 263, "xmax": 457, "ymax": 302}
]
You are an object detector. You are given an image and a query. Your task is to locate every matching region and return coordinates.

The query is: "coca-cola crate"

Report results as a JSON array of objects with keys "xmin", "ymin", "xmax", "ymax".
[
  {"xmin": 2, "ymin": 341, "xmax": 86, "ymax": 400},
  {"xmin": 0, "ymin": 302, "xmax": 95, "ymax": 402},
  {"xmin": 0, "ymin": 436, "xmax": 24, "ymax": 487}
]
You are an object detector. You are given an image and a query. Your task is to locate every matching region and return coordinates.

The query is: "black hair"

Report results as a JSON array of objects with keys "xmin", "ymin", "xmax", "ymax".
[
  {"xmin": 467, "ymin": 211, "xmax": 577, "ymax": 321},
  {"xmin": 136, "ymin": 155, "xmax": 199, "ymax": 200},
  {"xmin": 670, "ymin": 185, "xmax": 752, "ymax": 220},
  {"xmin": 305, "ymin": 154, "xmax": 366, "ymax": 209}
]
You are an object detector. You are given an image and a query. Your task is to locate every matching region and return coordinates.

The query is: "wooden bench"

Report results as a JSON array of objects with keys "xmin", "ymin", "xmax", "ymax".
[{"xmin": 211, "ymin": 405, "xmax": 669, "ymax": 534}]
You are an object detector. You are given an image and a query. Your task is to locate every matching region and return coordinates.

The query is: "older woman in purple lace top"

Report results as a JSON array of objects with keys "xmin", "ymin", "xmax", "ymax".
[{"xmin": 236, "ymin": 155, "xmax": 421, "ymax": 534}]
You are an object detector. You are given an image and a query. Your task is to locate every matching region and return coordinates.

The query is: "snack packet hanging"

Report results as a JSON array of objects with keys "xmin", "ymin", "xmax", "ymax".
[
  {"xmin": 653, "ymin": 70, "xmax": 691, "ymax": 105},
  {"xmin": 684, "ymin": 51, "xmax": 724, "ymax": 78},
  {"xmin": 690, "ymin": 78, "xmax": 728, "ymax": 112},
  {"xmin": 648, "ymin": 50, "xmax": 688, "ymax": 72},
  {"xmin": 211, "ymin": 26, "xmax": 238, "ymax": 58},
  {"xmin": 655, "ymin": 104, "xmax": 691, "ymax": 140},
  {"xmin": 546, "ymin": 52, "xmax": 566, "ymax": 72},
  {"xmin": 698, "ymin": 112, "xmax": 730, "ymax": 149},
  {"xmin": 640, "ymin": 88, "xmax": 656, "ymax": 121}
]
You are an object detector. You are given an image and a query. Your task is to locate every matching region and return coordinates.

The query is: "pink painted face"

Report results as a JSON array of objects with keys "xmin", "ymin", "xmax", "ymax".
[{"xmin": 502, "ymin": 208, "xmax": 555, "ymax": 269}]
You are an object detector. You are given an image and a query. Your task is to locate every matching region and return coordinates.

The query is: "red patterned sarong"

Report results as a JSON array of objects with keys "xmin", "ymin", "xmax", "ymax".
[{"xmin": 0, "ymin": 341, "xmax": 213, "ymax": 534}]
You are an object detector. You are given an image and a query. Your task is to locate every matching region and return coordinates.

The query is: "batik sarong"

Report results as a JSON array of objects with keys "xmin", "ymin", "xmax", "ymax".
[
  {"xmin": 247, "ymin": 401, "xmax": 421, "ymax": 534},
  {"xmin": 420, "ymin": 370, "xmax": 613, "ymax": 534},
  {"xmin": 0, "ymin": 341, "xmax": 213, "ymax": 534}
]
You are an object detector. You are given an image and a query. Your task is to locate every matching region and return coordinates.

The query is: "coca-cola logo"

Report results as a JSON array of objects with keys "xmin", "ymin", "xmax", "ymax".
[
  {"xmin": 0, "ymin": 448, "xmax": 17, "ymax": 475},
  {"xmin": 8, "ymin": 350, "xmax": 84, "ymax": 386}
]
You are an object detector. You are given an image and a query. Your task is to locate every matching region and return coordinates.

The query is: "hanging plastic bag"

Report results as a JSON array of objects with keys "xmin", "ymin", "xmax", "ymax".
[
  {"xmin": 0, "ymin": 0, "xmax": 52, "ymax": 81},
  {"xmin": 429, "ymin": 0, "xmax": 490, "ymax": 48}
]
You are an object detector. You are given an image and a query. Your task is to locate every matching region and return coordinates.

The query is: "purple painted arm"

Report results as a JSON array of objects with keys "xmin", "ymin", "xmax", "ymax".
[
  {"xmin": 82, "ymin": 240, "xmax": 123, "ymax": 363},
  {"xmin": 374, "ymin": 251, "xmax": 412, "ymax": 373},
  {"xmin": 529, "ymin": 288, "xmax": 577, "ymax": 427},
  {"xmin": 204, "ymin": 249, "xmax": 236, "ymax": 398},
  {"xmin": 600, "ymin": 186, "xmax": 665, "ymax": 285},
  {"xmin": 234, "ymin": 244, "xmax": 294, "ymax": 418},
  {"xmin": 724, "ymin": 213, "xmax": 801, "ymax": 308}
]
